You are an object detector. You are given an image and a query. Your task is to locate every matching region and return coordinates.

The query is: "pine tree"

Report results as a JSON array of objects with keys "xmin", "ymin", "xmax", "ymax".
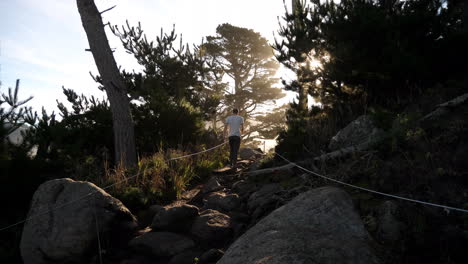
[{"xmin": 203, "ymin": 23, "xmax": 283, "ymax": 138}]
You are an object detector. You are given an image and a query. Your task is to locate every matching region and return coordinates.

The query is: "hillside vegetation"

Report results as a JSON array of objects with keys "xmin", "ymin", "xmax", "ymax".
[{"xmin": 1, "ymin": 0, "xmax": 467, "ymax": 263}]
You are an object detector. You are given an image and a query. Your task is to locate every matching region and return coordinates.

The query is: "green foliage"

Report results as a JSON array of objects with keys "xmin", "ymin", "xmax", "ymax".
[
  {"xmin": 276, "ymin": 102, "xmax": 358, "ymax": 159},
  {"xmin": 368, "ymin": 107, "xmax": 395, "ymax": 131},
  {"xmin": 104, "ymin": 145, "xmax": 228, "ymax": 209},
  {"xmin": 276, "ymin": 0, "xmax": 467, "ymax": 110},
  {"xmin": 0, "ymin": 79, "xmax": 35, "ymax": 131},
  {"xmin": 274, "ymin": 0, "xmax": 467, "ymax": 161},
  {"xmin": 0, "ymin": 81, "xmax": 52, "ymax": 264},
  {"xmin": 203, "ymin": 23, "xmax": 284, "ymax": 141},
  {"xmin": 254, "ymin": 105, "xmax": 288, "ymax": 140},
  {"xmin": 112, "ymin": 22, "xmax": 215, "ymax": 153}
]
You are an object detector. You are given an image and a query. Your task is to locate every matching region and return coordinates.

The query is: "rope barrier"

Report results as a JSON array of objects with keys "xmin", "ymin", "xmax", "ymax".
[
  {"xmin": 3, "ymin": 138, "xmax": 467, "ymax": 234},
  {"xmin": 0, "ymin": 141, "xmax": 228, "ymax": 232},
  {"xmin": 92, "ymin": 196, "xmax": 103, "ymax": 264},
  {"xmin": 274, "ymin": 152, "xmax": 468, "ymax": 214},
  {"xmin": 165, "ymin": 141, "xmax": 227, "ymax": 161}
]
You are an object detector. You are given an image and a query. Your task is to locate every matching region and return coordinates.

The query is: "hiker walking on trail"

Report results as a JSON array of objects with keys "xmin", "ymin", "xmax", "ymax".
[{"xmin": 224, "ymin": 108, "xmax": 244, "ymax": 167}]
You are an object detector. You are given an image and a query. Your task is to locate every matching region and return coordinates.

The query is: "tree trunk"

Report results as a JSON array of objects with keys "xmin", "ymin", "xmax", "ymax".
[
  {"xmin": 76, "ymin": 0, "xmax": 137, "ymax": 168},
  {"xmin": 298, "ymin": 81, "xmax": 309, "ymax": 113},
  {"xmin": 234, "ymin": 75, "xmax": 241, "ymax": 110},
  {"xmin": 293, "ymin": 0, "xmax": 309, "ymax": 113}
]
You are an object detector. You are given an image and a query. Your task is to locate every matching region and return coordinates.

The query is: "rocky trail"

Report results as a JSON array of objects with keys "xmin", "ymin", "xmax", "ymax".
[
  {"xmin": 19, "ymin": 146, "xmax": 383, "ymax": 264},
  {"xmin": 125, "ymin": 157, "xmax": 292, "ymax": 264},
  {"xmin": 17, "ymin": 93, "xmax": 468, "ymax": 264}
]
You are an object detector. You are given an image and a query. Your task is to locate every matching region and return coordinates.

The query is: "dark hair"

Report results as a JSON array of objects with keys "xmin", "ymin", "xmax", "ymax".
[{"xmin": 233, "ymin": 108, "xmax": 239, "ymax": 114}]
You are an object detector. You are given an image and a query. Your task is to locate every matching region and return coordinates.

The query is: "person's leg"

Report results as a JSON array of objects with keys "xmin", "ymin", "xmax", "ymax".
[
  {"xmin": 229, "ymin": 136, "xmax": 235, "ymax": 167},
  {"xmin": 232, "ymin": 136, "xmax": 241, "ymax": 167}
]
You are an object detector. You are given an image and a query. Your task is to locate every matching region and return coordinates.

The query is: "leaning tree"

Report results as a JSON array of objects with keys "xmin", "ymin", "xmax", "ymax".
[{"xmin": 76, "ymin": 0, "xmax": 136, "ymax": 167}]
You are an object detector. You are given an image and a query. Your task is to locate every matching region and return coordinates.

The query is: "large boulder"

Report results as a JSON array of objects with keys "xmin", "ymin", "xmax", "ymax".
[
  {"xmin": 329, "ymin": 115, "xmax": 384, "ymax": 151},
  {"xmin": 129, "ymin": 231, "xmax": 195, "ymax": 257},
  {"xmin": 151, "ymin": 203, "xmax": 199, "ymax": 232},
  {"xmin": 20, "ymin": 178, "xmax": 137, "ymax": 264},
  {"xmin": 217, "ymin": 187, "xmax": 381, "ymax": 264},
  {"xmin": 247, "ymin": 183, "xmax": 285, "ymax": 223}
]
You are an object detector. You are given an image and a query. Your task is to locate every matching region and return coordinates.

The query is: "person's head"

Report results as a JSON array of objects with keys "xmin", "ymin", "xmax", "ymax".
[{"xmin": 232, "ymin": 108, "xmax": 239, "ymax": 115}]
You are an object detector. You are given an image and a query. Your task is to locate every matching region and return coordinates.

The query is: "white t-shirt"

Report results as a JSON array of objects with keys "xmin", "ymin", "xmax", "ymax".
[{"xmin": 226, "ymin": 115, "xmax": 244, "ymax": 137}]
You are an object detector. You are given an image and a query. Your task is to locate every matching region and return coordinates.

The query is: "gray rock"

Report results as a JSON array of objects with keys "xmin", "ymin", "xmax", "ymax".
[
  {"xmin": 148, "ymin": 204, "xmax": 165, "ymax": 215},
  {"xmin": 151, "ymin": 204, "xmax": 199, "ymax": 231},
  {"xmin": 217, "ymin": 187, "xmax": 381, "ymax": 264},
  {"xmin": 199, "ymin": 248, "xmax": 224, "ymax": 263},
  {"xmin": 120, "ymin": 256, "xmax": 154, "ymax": 264},
  {"xmin": 129, "ymin": 232, "xmax": 195, "ymax": 257},
  {"xmin": 20, "ymin": 178, "xmax": 137, "ymax": 264},
  {"xmin": 247, "ymin": 183, "xmax": 283, "ymax": 211},
  {"xmin": 169, "ymin": 249, "xmax": 203, "ymax": 264},
  {"xmin": 329, "ymin": 115, "xmax": 385, "ymax": 151},
  {"xmin": 231, "ymin": 180, "xmax": 257, "ymax": 200},
  {"xmin": 202, "ymin": 177, "xmax": 223, "ymax": 194},
  {"xmin": 190, "ymin": 209, "xmax": 232, "ymax": 244},
  {"xmin": 204, "ymin": 192, "xmax": 241, "ymax": 212},
  {"xmin": 239, "ymin": 148, "xmax": 262, "ymax": 160},
  {"xmin": 376, "ymin": 201, "xmax": 404, "ymax": 243}
]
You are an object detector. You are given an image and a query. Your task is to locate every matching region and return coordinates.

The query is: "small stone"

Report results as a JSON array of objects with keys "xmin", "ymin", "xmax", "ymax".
[
  {"xmin": 202, "ymin": 177, "xmax": 223, "ymax": 194},
  {"xmin": 190, "ymin": 210, "xmax": 232, "ymax": 245},
  {"xmin": 199, "ymin": 248, "xmax": 224, "ymax": 264},
  {"xmin": 129, "ymin": 232, "xmax": 195, "ymax": 257},
  {"xmin": 204, "ymin": 192, "xmax": 241, "ymax": 212},
  {"xmin": 151, "ymin": 204, "xmax": 199, "ymax": 231}
]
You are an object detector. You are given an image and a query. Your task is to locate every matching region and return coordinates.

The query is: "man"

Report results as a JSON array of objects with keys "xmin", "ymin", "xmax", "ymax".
[{"xmin": 224, "ymin": 108, "xmax": 244, "ymax": 167}]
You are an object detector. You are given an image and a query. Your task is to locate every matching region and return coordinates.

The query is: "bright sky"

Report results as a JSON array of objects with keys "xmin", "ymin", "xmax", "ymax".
[{"xmin": 0, "ymin": 0, "xmax": 303, "ymax": 114}]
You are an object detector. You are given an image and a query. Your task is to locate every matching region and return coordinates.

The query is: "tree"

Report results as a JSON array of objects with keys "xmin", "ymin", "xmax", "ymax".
[
  {"xmin": 112, "ymin": 22, "xmax": 215, "ymax": 151},
  {"xmin": 274, "ymin": 0, "xmax": 468, "ymax": 159},
  {"xmin": 0, "ymin": 80, "xmax": 35, "ymax": 139},
  {"xmin": 76, "ymin": 0, "xmax": 137, "ymax": 168},
  {"xmin": 276, "ymin": 0, "xmax": 467, "ymax": 110},
  {"xmin": 203, "ymin": 24, "xmax": 283, "ymax": 128},
  {"xmin": 253, "ymin": 105, "xmax": 288, "ymax": 140}
]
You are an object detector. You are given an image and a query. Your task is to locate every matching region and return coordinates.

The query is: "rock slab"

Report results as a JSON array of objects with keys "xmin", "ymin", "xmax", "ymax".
[
  {"xmin": 20, "ymin": 178, "xmax": 137, "ymax": 264},
  {"xmin": 217, "ymin": 186, "xmax": 381, "ymax": 264},
  {"xmin": 329, "ymin": 115, "xmax": 384, "ymax": 151}
]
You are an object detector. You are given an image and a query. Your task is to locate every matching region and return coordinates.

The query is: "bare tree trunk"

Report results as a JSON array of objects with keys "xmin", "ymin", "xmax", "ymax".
[{"xmin": 76, "ymin": 0, "xmax": 137, "ymax": 168}]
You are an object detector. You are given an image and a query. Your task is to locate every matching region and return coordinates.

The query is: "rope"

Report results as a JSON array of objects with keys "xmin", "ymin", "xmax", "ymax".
[
  {"xmin": 92, "ymin": 195, "xmax": 103, "ymax": 264},
  {"xmin": 0, "ymin": 141, "xmax": 228, "ymax": 232},
  {"xmin": 165, "ymin": 141, "xmax": 227, "ymax": 161},
  {"xmin": 274, "ymin": 152, "xmax": 468, "ymax": 214}
]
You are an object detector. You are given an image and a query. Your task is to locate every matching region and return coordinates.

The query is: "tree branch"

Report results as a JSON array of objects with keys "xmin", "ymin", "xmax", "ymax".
[{"xmin": 100, "ymin": 5, "xmax": 116, "ymax": 15}]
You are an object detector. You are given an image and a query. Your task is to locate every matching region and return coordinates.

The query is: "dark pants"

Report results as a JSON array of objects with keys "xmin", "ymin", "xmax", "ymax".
[{"xmin": 229, "ymin": 136, "xmax": 241, "ymax": 167}]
